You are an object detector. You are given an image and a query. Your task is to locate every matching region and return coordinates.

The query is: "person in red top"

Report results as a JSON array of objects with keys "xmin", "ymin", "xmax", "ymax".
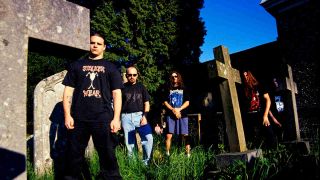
[{"xmin": 242, "ymin": 70, "xmax": 277, "ymax": 149}]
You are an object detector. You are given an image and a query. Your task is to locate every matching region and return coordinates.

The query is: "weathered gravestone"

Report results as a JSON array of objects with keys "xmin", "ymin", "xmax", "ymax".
[
  {"xmin": 34, "ymin": 71, "xmax": 66, "ymax": 175},
  {"xmin": 283, "ymin": 64, "xmax": 310, "ymax": 154},
  {"xmin": 206, "ymin": 45, "xmax": 246, "ymax": 152},
  {"xmin": 285, "ymin": 64, "xmax": 300, "ymax": 141},
  {"xmin": 0, "ymin": 0, "xmax": 89, "ymax": 178},
  {"xmin": 205, "ymin": 45, "xmax": 262, "ymax": 169}
]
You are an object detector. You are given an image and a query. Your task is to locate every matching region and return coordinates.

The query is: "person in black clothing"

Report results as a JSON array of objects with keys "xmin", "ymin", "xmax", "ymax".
[
  {"xmin": 62, "ymin": 32, "xmax": 123, "ymax": 179},
  {"xmin": 121, "ymin": 66, "xmax": 153, "ymax": 165},
  {"xmin": 268, "ymin": 77, "xmax": 288, "ymax": 141},
  {"xmin": 241, "ymin": 70, "xmax": 277, "ymax": 149}
]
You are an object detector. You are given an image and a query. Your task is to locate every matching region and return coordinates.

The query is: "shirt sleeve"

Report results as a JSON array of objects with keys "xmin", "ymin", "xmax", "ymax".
[
  {"xmin": 183, "ymin": 88, "xmax": 191, "ymax": 102},
  {"xmin": 108, "ymin": 63, "xmax": 124, "ymax": 90},
  {"xmin": 142, "ymin": 84, "xmax": 151, "ymax": 102},
  {"xmin": 62, "ymin": 63, "xmax": 76, "ymax": 87}
]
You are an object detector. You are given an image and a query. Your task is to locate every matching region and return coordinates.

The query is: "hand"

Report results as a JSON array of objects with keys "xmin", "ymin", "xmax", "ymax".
[
  {"xmin": 262, "ymin": 116, "xmax": 270, "ymax": 126},
  {"xmin": 110, "ymin": 119, "xmax": 121, "ymax": 133},
  {"xmin": 65, "ymin": 115, "xmax": 74, "ymax": 129},
  {"xmin": 140, "ymin": 116, "xmax": 147, "ymax": 126},
  {"xmin": 154, "ymin": 124, "xmax": 163, "ymax": 135},
  {"xmin": 175, "ymin": 111, "xmax": 182, "ymax": 119},
  {"xmin": 173, "ymin": 108, "xmax": 182, "ymax": 119}
]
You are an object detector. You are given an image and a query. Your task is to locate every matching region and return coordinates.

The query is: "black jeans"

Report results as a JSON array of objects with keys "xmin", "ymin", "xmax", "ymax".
[
  {"xmin": 65, "ymin": 120, "xmax": 122, "ymax": 180},
  {"xmin": 243, "ymin": 112, "xmax": 277, "ymax": 149}
]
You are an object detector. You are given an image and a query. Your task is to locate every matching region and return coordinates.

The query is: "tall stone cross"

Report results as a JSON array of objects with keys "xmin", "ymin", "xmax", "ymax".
[
  {"xmin": 207, "ymin": 45, "xmax": 247, "ymax": 152},
  {"xmin": 285, "ymin": 64, "xmax": 301, "ymax": 141},
  {"xmin": 0, "ymin": 0, "xmax": 89, "ymax": 179}
]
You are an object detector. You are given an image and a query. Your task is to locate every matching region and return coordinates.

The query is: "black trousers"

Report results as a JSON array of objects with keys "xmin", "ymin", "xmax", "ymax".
[
  {"xmin": 243, "ymin": 112, "xmax": 277, "ymax": 149},
  {"xmin": 65, "ymin": 120, "xmax": 122, "ymax": 180}
]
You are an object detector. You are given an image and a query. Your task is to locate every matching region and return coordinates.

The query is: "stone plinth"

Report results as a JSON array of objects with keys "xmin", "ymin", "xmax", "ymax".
[{"xmin": 216, "ymin": 149, "xmax": 263, "ymax": 169}]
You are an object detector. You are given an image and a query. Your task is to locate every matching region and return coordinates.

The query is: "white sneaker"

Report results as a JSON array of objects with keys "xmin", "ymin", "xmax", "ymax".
[{"xmin": 166, "ymin": 151, "xmax": 170, "ymax": 156}]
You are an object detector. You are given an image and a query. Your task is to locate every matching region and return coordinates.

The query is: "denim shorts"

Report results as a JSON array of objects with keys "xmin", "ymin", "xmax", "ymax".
[{"xmin": 166, "ymin": 116, "xmax": 188, "ymax": 135}]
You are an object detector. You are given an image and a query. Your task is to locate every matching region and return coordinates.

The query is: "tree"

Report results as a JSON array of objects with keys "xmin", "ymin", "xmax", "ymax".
[
  {"xmin": 170, "ymin": 0, "xmax": 206, "ymax": 68},
  {"xmin": 91, "ymin": 0, "xmax": 179, "ymax": 93}
]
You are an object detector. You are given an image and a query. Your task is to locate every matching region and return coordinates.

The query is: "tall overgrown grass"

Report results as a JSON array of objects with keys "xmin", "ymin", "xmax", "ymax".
[{"xmin": 28, "ymin": 133, "xmax": 319, "ymax": 179}]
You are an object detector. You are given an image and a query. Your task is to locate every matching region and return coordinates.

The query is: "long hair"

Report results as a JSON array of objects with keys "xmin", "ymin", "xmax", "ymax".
[
  {"xmin": 243, "ymin": 70, "xmax": 259, "ymax": 98},
  {"xmin": 169, "ymin": 70, "xmax": 184, "ymax": 89}
]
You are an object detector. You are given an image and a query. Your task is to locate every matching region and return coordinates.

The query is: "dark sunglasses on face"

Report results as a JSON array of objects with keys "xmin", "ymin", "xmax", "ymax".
[
  {"xmin": 127, "ymin": 74, "xmax": 137, "ymax": 77},
  {"xmin": 172, "ymin": 75, "xmax": 178, "ymax": 78}
]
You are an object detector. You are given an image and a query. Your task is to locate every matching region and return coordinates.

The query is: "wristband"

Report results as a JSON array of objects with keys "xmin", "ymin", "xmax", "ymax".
[{"xmin": 143, "ymin": 112, "xmax": 148, "ymax": 117}]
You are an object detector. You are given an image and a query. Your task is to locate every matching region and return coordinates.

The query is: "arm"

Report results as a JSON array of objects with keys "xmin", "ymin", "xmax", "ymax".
[
  {"xmin": 175, "ymin": 101, "xmax": 190, "ymax": 112},
  {"xmin": 164, "ymin": 101, "xmax": 173, "ymax": 111},
  {"xmin": 174, "ymin": 101, "xmax": 190, "ymax": 118},
  {"xmin": 110, "ymin": 89, "xmax": 122, "ymax": 133},
  {"xmin": 269, "ymin": 110, "xmax": 282, "ymax": 127},
  {"xmin": 63, "ymin": 86, "xmax": 75, "ymax": 129},
  {"xmin": 262, "ymin": 93, "xmax": 271, "ymax": 126},
  {"xmin": 140, "ymin": 101, "xmax": 150, "ymax": 125}
]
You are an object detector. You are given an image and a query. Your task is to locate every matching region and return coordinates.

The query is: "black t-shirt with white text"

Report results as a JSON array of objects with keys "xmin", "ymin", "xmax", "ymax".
[{"xmin": 62, "ymin": 58, "xmax": 123, "ymax": 122}]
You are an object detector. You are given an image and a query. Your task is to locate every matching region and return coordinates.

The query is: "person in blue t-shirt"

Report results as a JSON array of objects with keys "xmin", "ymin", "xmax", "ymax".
[{"xmin": 163, "ymin": 71, "xmax": 191, "ymax": 157}]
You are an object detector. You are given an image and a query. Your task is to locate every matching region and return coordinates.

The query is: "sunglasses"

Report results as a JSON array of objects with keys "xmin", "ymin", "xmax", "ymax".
[
  {"xmin": 127, "ymin": 74, "xmax": 137, "ymax": 77},
  {"xmin": 171, "ymin": 75, "xmax": 178, "ymax": 78}
]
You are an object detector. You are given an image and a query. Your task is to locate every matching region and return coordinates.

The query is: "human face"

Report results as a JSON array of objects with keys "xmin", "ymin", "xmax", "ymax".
[
  {"xmin": 171, "ymin": 73, "xmax": 178, "ymax": 83},
  {"xmin": 273, "ymin": 78, "xmax": 279, "ymax": 88},
  {"xmin": 90, "ymin": 35, "xmax": 106, "ymax": 59},
  {"xmin": 126, "ymin": 67, "xmax": 138, "ymax": 84},
  {"xmin": 243, "ymin": 71, "xmax": 249, "ymax": 82}
]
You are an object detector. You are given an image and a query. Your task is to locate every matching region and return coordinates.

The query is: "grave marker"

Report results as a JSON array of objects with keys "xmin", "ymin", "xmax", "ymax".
[
  {"xmin": 206, "ymin": 45, "xmax": 247, "ymax": 152},
  {"xmin": 285, "ymin": 64, "xmax": 300, "ymax": 141}
]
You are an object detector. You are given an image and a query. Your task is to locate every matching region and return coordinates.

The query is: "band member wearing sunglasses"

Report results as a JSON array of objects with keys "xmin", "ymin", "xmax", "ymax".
[
  {"xmin": 163, "ymin": 71, "xmax": 191, "ymax": 157},
  {"xmin": 121, "ymin": 66, "xmax": 153, "ymax": 165}
]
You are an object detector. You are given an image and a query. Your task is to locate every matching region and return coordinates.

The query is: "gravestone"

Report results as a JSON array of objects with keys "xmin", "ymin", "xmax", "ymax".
[
  {"xmin": 0, "ymin": 0, "xmax": 89, "ymax": 179},
  {"xmin": 285, "ymin": 64, "xmax": 300, "ymax": 141},
  {"xmin": 187, "ymin": 113, "xmax": 202, "ymax": 145},
  {"xmin": 206, "ymin": 45, "xmax": 246, "ymax": 152},
  {"xmin": 205, "ymin": 45, "xmax": 262, "ymax": 170},
  {"xmin": 33, "ymin": 71, "xmax": 67, "ymax": 174},
  {"xmin": 283, "ymin": 64, "xmax": 310, "ymax": 154}
]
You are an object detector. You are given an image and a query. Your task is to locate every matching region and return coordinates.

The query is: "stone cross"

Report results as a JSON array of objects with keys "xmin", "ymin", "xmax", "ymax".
[
  {"xmin": 206, "ymin": 45, "xmax": 247, "ymax": 152},
  {"xmin": 0, "ymin": 0, "xmax": 89, "ymax": 178},
  {"xmin": 285, "ymin": 64, "xmax": 300, "ymax": 141}
]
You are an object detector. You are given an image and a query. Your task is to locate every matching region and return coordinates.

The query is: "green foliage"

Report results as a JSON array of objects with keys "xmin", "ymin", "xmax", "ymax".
[
  {"xmin": 115, "ymin": 135, "xmax": 215, "ymax": 180},
  {"xmin": 28, "ymin": 138, "xmax": 320, "ymax": 179},
  {"xmin": 216, "ymin": 144, "xmax": 293, "ymax": 180},
  {"xmin": 27, "ymin": 148, "xmax": 54, "ymax": 180},
  {"xmin": 27, "ymin": 52, "xmax": 71, "ymax": 134},
  {"xmin": 91, "ymin": 0, "xmax": 179, "ymax": 94}
]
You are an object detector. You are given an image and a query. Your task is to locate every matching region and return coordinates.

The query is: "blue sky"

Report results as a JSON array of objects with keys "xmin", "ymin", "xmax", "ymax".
[{"xmin": 199, "ymin": 0, "xmax": 278, "ymax": 62}]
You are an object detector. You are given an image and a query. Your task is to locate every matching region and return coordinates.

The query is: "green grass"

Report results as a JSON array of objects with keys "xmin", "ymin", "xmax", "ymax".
[{"xmin": 28, "ymin": 133, "xmax": 319, "ymax": 180}]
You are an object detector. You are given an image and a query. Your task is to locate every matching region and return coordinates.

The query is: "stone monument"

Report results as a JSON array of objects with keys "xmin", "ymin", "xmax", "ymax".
[
  {"xmin": 205, "ymin": 45, "xmax": 262, "ymax": 169},
  {"xmin": 0, "ymin": 0, "xmax": 89, "ymax": 179}
]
